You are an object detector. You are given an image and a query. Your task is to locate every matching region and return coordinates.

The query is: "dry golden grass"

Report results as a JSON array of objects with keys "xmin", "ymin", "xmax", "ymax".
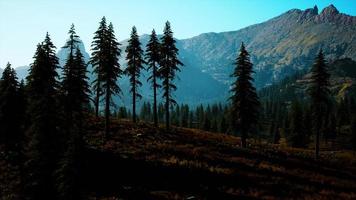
[{"xmin": 85, "ymin": 118, "xmax": 356, "ymax": 200}]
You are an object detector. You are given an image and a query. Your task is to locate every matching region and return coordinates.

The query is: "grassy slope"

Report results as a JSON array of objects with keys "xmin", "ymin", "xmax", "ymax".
[{"xmin": 85, "ymin": 118, "xmax": 356, "ymax": 200}]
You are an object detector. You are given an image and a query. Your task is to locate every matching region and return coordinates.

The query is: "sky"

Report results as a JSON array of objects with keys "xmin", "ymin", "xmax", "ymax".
[{"xmin": 0, "ymin": 0, "xmax": 356, "ymax": 68}]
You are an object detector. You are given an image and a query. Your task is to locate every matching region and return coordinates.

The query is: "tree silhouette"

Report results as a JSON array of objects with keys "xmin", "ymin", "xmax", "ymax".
[
  {"xmin": 145, "ymin": 29, "xmax": 161, "ymax": 127},
  {"xmin": 125, "ymin": 26, "xmax": 145, "ymax": 123},
  {"xmin": 308, "ymin": 49, "xmax": 330, "ymax": 159},
  {"xmin": 90, "ymin": 17, "xmax": 107, "ymax": 117},
  {"xmin": 0, "ymin": 62, "xmax": 23, "ymax": 151},
  {"xmin": 102, "ymin": 22, "xmax": 121, "ymax": 136},
  {"xmin": 230, "ymin": 43, "xmax": 259, "ymax": 148},
  {"xmin": 159, "ymin": 21, "xmax": 183, "ymax": 130},
  {"xmin": 25, "ymin": 33, "xmax": 60, "ymax": 199},
  {"xmin": 56, "ymin": 24, "xmax": 90, "ymax": 199}
]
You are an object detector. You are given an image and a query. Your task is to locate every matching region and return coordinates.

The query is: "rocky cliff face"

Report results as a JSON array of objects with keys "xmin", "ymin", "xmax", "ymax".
[{"xmin": 178, "ymin": 4, "xmax": 356, "ymax": 88}]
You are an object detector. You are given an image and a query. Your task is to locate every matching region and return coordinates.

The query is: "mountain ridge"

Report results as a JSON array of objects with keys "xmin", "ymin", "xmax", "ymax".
[{"xmin": 4, "ymin": 4, "xmax": 355, "ymax": 106}]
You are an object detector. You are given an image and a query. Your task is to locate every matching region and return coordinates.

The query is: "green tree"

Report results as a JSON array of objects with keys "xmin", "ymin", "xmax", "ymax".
[
  {"xmin": 159, "ymin": 21, "xmax": 183, "ymax": 130},
  {"xmin": 102, "ymin": 22, "xmax": 122, "ymax": 136},
  {"xmin": 308, "ymin": 49, "xmax": 330, "ymax": 159},
  {"xmin": 288, "ymin": 101, "xmax": 307, "ymax": 148},
  {"xmin": 125, "ymin": 26, "xmax": 145, "ymax": 123},
  {"xmin": 90, "ymin": 16, "xmax": 107, "ymax": 117},
  {"xmin": 219, "ymin": 116, "xmax": 227, "ymax": 134},
  {"xmin": 0, "ymin": 63, "xmax": 23, "ymax": 151},
  {"xmin": 56, "ymin": 24, "xmax": 90, "ymax": 199},
  {"xmin": 145, "ymin": 29, "xmax": 161, "ymax": 127},
  {"xmin": 230, "ymin": 43, "xmax": 260, "ymax": 148},
  {"xmin": 25, "ymin": 33, "xmax": 60, "ymax": 199}
]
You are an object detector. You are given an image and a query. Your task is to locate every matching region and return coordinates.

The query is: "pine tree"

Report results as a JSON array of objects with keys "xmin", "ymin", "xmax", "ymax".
[
  {"xmin": 0, "ymin": 63, "xmax": 23, "ymax": 151},
  {"xmin": 211, "ymin": 118, "xmax": 218, "ymax": 132},
  {"xmin": 25, "ymin": 33, "xmax": 60, "ymax": 199},
  {"xmin": 273, "ymin": 127, "xmax": 281, "ymax": 144},
  {"xmin": 202, "ymin": 113, "xmax": 211, "ymax": 131},
  {"xmin": 56, "ymin": 24, "xmax": 90, "ymax": 200},
  {"xmin": 90, "ymin": 16, "xmax": 107, "ymax": 117},
  {"xmin": 288, "ymin": 101, "xmax": 307, "ymax": 148},
  {"xmin": 61, "ymin": 24, "xmax": 81, "ymax": 131},
  {"xmin": 125, "ymin": 26, "xmax": 145, "ymax": 123},
  {"xmin": 159, "ymin": 21, "xmax": 183, "ymax": 131},
  {"xmin": 219, "ymin": 116, "xmax": 227, "ymax": 134},
  {"xmin": 118, "ymin": 106, "xmax": 128, "ymax": 119},
  {"xmin": 145, "ymin": 29, "xmax": 161, "ymax": 127},
  {"xmin": 308, "ymin": 49, "xmax": 330, "ymax": 159},
  {"xmin": 102, "ymin": 22, "xmax": 121, "ymax": 136},
  {"xmin": 230, "ymin": 43, "xmax": 260, "ymax": 148}
]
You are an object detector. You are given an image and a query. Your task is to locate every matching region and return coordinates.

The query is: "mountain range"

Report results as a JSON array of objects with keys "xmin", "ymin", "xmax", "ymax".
[{"xmin": 3, "ymin": 4, "xmax": 355, "ymax": 107}]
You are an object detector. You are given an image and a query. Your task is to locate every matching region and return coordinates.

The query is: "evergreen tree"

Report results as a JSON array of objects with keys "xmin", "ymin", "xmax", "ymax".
[
  {"xmin": 303, "ymin": 106, "xmax": 313, "ymax": 139},
  {"xmin": 180, "ymin": 104, "xmax": 189, "ymax": 127},
  {"xmin": 159, "ymin": 21, "xmax": 183, "ymax": 130},
  {"xmin": 273, "ymin": 127, "xmax": 281, "ymax": 144},
  {"xmin": 202, "ymin": 113, "xmax": 211, "ymax": 131},
  {"xmin": 90, "ymin": 16, "xmax": 107, "ymax": 117},
  {"xmin": 146, "ymin": 29, "xmax": 161, "ymax": 127},
  {"xmin": 25, "ymin": 33, "xmax": 60, "ymax": 199},
  {"xmin": 102, "ymin": 22, "xmax": 121, "ymax": 136},
  {"xmin": 118, "ymin": 106, "xmax": 128, "ymax": 119},
  {"xmin": 56, "ymin": 24, "xmax": 90, "ymax": 199},
  {"xmin": 308, "ymin": 49, "xmax": 330, "ymax": 159},
  {"xmin": 0, "ymin": 63, "xmax": 23, "ymax": 151},
  {"xmin": 61, "ymin": 24, "xmax": 81, "ymax": 132},
  {"xmin": 229, "ymin": 43, "xmax": 259, "ymax": 148},
  {"xmin": 219, "ymin": 116, "xmax": 227, "ymax": 134},
  {"xmin": 125, "ymin": 26, "xmax": 145, "ymax": 123},
  {"xmin": 288, "ymin": 101, "xmax": 307, "ymax": 148},
  {"xmin": 211, "ymin": 118, "xmax": 218, "ymax": 132}
]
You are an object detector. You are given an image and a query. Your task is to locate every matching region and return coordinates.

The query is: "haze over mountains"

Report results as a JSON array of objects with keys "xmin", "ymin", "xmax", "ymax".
[{"xmin": 4, "ymin": 4, "xmax": 356, "ymax": 106}]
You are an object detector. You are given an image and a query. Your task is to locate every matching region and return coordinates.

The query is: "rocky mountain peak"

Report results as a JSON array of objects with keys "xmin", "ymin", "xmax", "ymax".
[
  {"xmin": 321, "ymin": 4, "xmax": 339, "ymax": 16},
  {"xmin": 297, "ymin": 6, "xmax": 319, "ymax": 22},
  {"xmin": 314, "ymin": 4, "xmax": 355, "ymax": 25}
]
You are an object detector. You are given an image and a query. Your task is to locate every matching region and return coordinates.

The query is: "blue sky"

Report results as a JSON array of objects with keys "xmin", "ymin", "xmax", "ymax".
[{"xmin": 0, "ymin": 0, "xmax": 355, "ymax": 68}]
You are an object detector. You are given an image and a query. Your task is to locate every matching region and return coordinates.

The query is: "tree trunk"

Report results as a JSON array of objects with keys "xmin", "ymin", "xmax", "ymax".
[
  {"xmin": 153, "ymin": 74, "xmax": 158, "ymax": 127},
  {"xmin": 241, "ymin": 130, "xmax": 247, "ymax": 148},
  {"xmin": 105, "ymin": 85, "xmax": 110, "ymax": 138},
  {"xmin": 315, "ymin": 124, "xmax": 320, "ymax": 159},
  {"xmin": 165, "ymin": 81, "xmax": 170, "ymax": 131},
  {"xmin": 95, "ymin": 83, "xmax": 100, "ymax": 117},
  {"xmin": 132, "ymin": 75, "xmax": 136, "ymax": 123}
]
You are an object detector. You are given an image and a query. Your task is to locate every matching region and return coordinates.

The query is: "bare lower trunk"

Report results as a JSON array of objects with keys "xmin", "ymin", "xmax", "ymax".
[
  {"xmin": 133, "ymin": 90, "xmax": 136, "ymax": 123},
  {"xmin": 105, "ymin": 86, "xmax": 110, "ymax": 138},
  {"xmin": 95, "ymin": 85, "xmax": 100, "ymax": 117},
  {"xmin": 165, "ymin": 83, "xmax": 170, "ymax": 131},
  {"xmin": 241, "ymin": 130, "xmax": 247, "ymax": 148},
  {"xmin": 315, "ymin": 126, "xmax": 320, "ymax": 159},
  {"xmin": 153, "ymin": 76, "xmax": 158, "ymax": 127}
]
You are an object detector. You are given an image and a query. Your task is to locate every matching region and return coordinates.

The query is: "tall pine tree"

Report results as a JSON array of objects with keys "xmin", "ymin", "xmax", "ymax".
[
  {"xmin": 56, "ymin": 25, "xmax": 90, "ymax": 200},
  {"xmin": 90, "ymin": 17, "xmax": 107, "ymax": 117},
  {"xmin": 25, "ymin": 33, "xmax": 60, "ymax": 199},
  {"xmin": 125, "ymin": 26, "xmax": 145, "ymax": 123},
  {"xmin": 0, "ymin": 63, "xmax": 24, "ymax": 151},
  {"xmin": 145, "ymin": 29, "xmax": 161, "ymax": 127},
  {"xmin": 159, "ymin": 21, "xmax": 183, "ymax": 130},
  {"xmin": 230, "ymin": 43, "xmax": 259, "ymax": 148},
  {"xmin": 288, "ymin": 100, "xmax": 308, "ymax": 148},
  {"xmin": 308, "ymin": 49, "xmax": 330, "ymax": 159},
  {"xmin": 102, "ymin": 22, "xmax": 121, "ymax": 136}
]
